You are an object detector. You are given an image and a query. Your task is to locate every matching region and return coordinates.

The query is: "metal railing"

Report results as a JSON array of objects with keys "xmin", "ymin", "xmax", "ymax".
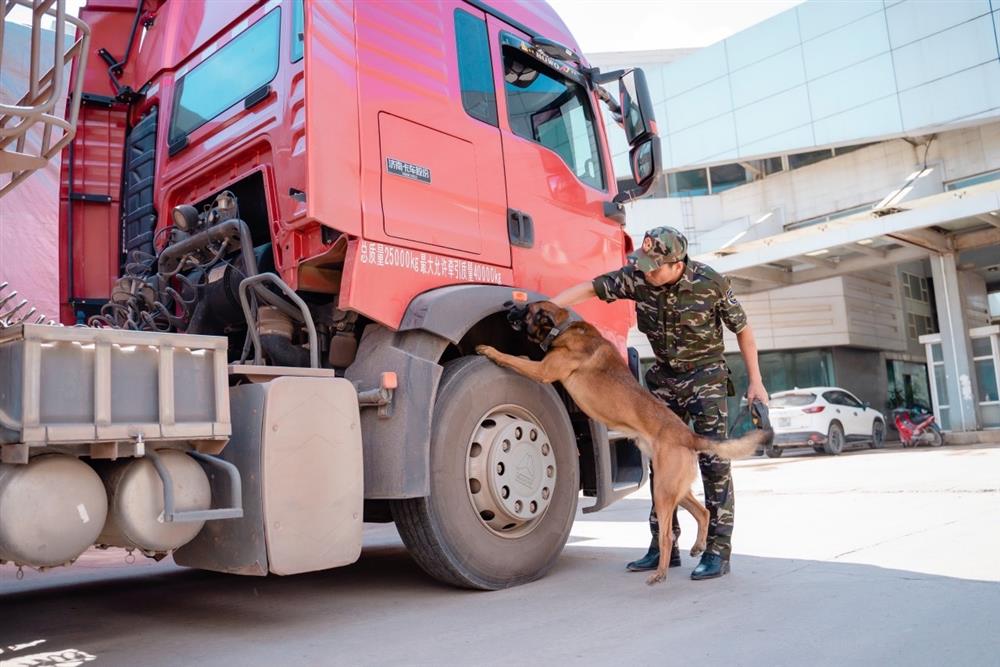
[{"xmin": 1, "ymin": 0, "xmax": 91, "ymax": 198}]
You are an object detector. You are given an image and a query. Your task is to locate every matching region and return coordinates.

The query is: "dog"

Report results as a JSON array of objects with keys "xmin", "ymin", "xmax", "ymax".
[{"xmin": 476, "ymin": 300, "xmax": 771, "ymax": 585}]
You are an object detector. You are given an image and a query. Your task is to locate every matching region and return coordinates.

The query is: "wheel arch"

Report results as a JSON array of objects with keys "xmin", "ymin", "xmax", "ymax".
[{"xmin": 348, "ymin": 285, "xmax": 642, "ymax": 509}]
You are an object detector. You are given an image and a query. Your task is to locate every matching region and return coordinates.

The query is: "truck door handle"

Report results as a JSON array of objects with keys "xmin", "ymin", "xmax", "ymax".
[{"xmin": 508, "ymin": 208, "xmax": 534, "ymax": 248}]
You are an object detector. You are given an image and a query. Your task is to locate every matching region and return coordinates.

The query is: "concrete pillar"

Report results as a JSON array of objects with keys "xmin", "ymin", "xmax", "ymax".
[{"xmin": 929, "ymin": 253, "xmax": 980, "ymax": 431}]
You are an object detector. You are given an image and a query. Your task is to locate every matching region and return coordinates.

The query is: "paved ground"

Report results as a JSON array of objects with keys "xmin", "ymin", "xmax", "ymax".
[{"xmin": 2, "ymin": 442, "xmax": 999, "ymax": 666}]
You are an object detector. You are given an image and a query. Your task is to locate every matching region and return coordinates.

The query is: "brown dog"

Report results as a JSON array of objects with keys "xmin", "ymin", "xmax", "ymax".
[{"xmin": 476, "ymin": 300, "xmax": 770, "ymax": 585}]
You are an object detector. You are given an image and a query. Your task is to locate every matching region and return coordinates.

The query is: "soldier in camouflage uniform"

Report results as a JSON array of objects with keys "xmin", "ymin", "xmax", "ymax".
[{"xmin": 552, "ymin": 226, "xmax": 768, "ymax": 580}]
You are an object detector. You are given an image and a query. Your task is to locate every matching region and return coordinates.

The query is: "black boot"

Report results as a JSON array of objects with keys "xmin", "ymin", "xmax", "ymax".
[
  {"xmin": 626, "ymin": 539, "xmax": 681, "ymax": 571},
  {"xmin": 690, "ymin": 553, "xmax": 730, "ymax": 580}
]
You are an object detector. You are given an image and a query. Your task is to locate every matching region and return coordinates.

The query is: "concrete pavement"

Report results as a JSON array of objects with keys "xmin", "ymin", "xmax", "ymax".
[{"xmin": 2, "ymin": 443, "xmax": 998, "ymax": 666}]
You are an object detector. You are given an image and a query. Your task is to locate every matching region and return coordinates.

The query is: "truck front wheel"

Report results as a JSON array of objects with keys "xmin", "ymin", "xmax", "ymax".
[{"xmin": 391, "ymin": 356, "xmax": 579, "ymax": 590}]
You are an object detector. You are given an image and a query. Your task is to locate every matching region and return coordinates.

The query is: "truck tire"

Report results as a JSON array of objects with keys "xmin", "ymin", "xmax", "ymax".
[{"xmin": 391, "ymin": 356, "xmax": 578, "ymax": 590}]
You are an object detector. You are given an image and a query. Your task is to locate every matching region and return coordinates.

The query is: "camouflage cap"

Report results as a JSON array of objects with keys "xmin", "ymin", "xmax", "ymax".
[{"xmin": 629, "ymin": 226, "xmax": 688, "ymax": 272}]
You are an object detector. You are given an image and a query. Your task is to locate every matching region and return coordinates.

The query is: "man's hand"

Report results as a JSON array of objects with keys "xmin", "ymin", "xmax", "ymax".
[
  {"xmin": 747, "ymin": 378, "xmax": 768, "ymax": 406},
  {"xmin": 735, "ymin": 325, "xmax": 767, "ymax": 405}
]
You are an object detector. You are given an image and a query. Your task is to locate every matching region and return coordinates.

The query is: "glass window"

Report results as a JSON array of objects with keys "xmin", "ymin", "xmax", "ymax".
[
  {"xmin": 971, "ymin": 337, "xmax": 992, "ymax": 357},
  {"xmin": 667, "ymin": 169, "xmax": 708, "ymax": 197},
  {"xmin": 454, "ymin": 10, "xmax": 497, "ymax": 126},
  {"xmin": 169, "ymin": 9, "xmax": 281, "ymax": 145},
  {"xmin": 975, "ymin": 359, "xmax": 998, "ymax": 402},
  {"xmin": 823, "ymin": 391, "xmax": 844, "ymax": 405},
  {"xmin": 788, "ymin": 148, "xmax": 832, "ymax": 170},
  {"xmin": 709, "ymin": 163, "xmax": 750, "ymax": 193},
  {"xmin": 934, "ymin": 367, "xmax": 949, "ymax": 405},
  {"xmin": 841, "ymin": 392, "xmax": 864, "ymax": 408},
  {"xmin": 502, "ymin": 46, "xmax": 604, "ymax": 190},
  {"xmin": 903, "ymin": 273, "xmax": 930, "ymax": 303},
  {"xmin": 833, "ymin": 143, "xmax": 874, "ymax": 156},
  {"xmin": 931, "ymin": 343, "xmax": 943, "ymax": 363},
  {"xmin": 762, "ymin": 156, "xmax": 783, "ymax": 175},
  {"xmin": 938, "ymin": 407, "xmax": 951, "ymax": 430},
  {"xmin": 886, "ymin": 360, "xmax": 932, "ymax": 412},
  {"xmin": 291, "ymin": 0, "xmax": 304, "ymax": 62},
  {"xmin": 945, "ymin": 168, "xmax": 1000, "ymax": 191},
  {"xmin": 989, "ymin": 292, "xmax": 1000, "ymax": 319},
  {"xmin": 725, "ymin": 347, "xmax": 835, "ymax": 431},
  {"xmin": 770, "ymin": 393, "xmax": 816, "ymax": 407}
]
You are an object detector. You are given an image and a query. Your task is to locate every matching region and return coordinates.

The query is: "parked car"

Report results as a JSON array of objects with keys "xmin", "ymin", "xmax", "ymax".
[{"xmin": 765, "ymin": 387, "xmax": 886, "ymax": 457}]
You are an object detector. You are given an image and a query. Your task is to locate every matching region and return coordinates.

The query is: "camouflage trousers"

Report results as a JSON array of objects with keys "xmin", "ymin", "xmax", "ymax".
[{"xmin": 644, "ymin": 362, "xmax": 734, "ymax": 560}]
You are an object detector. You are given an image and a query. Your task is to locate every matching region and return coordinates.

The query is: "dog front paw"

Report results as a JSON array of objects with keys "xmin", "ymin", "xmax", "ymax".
[
  {"xmin": 646, "ymin": 571, "xmax": 666, "ymax": 586},
  {"xmin": 476, "ymin": 345, "xmax": 498, "ymax": 359}
]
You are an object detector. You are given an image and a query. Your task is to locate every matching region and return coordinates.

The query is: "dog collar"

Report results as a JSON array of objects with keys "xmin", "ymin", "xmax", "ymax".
[{"xmin": 540, "ymin": 326, "xmax": 562, "ymax": 351}]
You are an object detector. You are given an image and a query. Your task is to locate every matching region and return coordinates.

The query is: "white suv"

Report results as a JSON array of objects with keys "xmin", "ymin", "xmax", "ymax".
[{"xmin": 765, "ymin": 387, "xmax": 886, "ymax": 457}]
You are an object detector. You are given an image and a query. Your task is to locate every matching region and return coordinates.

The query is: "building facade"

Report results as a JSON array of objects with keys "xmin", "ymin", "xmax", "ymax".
[{"xmin": 590, "ymin": 0, "xmax": 1000, "ymax": 433}]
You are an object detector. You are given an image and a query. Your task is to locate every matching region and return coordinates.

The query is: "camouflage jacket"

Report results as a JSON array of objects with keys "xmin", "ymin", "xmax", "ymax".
[{"xmin": 592, "ymin": 260, "xmax": 748, "ymax": 374}]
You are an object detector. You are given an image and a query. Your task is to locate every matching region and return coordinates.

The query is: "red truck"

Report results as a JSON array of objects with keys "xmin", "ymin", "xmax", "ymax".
[{"xmin": 0, "ymin": 0, "xmax": 660, "ymax": 589}]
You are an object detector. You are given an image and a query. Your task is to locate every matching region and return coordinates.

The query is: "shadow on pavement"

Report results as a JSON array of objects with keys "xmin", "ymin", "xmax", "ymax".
[{"xmin": 1, "ymin": 542, "xmax": 997, "ymax": 666}]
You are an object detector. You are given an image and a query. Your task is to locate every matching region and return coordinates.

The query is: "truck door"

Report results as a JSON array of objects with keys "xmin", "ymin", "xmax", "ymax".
[
  {"xmin": 352, "ymin": 0, "xmax": 510, "ymax": 267},
  {"xmin": 484, "ymin": 18, "xmax": 632, "ymax": 348}
]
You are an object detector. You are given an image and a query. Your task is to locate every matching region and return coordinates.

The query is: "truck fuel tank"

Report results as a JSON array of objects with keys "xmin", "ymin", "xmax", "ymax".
[
  {"xmin": 0, "ymin": 455, "xmax": 108, "ymax": 568},
  {"xmin": 95, "ymin": 449, "xmax": 211, "ymax": 554}
]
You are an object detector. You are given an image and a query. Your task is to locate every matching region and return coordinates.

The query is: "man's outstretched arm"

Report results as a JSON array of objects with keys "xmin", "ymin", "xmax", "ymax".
[{"xmin": 551, "ymin": 281, "xmax": 596, "ymax": 308}]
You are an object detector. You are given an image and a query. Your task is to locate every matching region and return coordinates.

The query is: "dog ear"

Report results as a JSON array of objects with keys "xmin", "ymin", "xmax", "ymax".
[{"xmin": 548, "ymin": 305, "xmax": 571, "ymax": 327}]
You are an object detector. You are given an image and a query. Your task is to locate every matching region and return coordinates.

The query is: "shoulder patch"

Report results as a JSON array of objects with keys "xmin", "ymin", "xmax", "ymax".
[{"xmin": 725, "ymin": 287, "xmax": 738, "ymax": 305}]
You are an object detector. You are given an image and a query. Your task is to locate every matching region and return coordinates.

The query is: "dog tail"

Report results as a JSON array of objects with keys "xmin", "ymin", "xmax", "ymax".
[{"xmin": 693, "ymin": 429, "xmax": 773, "ymax": 460}]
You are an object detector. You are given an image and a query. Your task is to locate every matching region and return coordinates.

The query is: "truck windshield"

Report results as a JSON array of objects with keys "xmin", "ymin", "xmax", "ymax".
[
  {"xmin": 169, "ymin": 9, "xmax": 281, "ymax": 145},
  {"xmin": 502, "ymin": 46, "xmax": 605, "ymax": 191}
]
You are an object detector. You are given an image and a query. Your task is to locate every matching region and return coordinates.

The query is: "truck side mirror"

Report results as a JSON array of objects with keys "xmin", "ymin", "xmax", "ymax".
[
  {"xmin": 619, "ymin": 69, "xmax": 656, "ymax": 145},
  {"xmin": 631, "ymin": 138, "xmax": 657, "ymax": 184},
  {"xmin": 615, "ymin": 135, "xmax": 661, "ymax": 203}
]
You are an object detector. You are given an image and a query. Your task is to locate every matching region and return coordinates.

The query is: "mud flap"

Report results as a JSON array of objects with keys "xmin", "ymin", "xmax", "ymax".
[{"xmin": 344, "ymin": 326, "xmax": 447, "ymax": 498}]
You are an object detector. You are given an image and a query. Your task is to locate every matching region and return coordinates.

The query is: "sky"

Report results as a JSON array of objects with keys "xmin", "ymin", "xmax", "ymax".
[
  {"xmin": 548, "ymin": 0, "xmax": 804, "ymax": 53},
  {"xmin": 11, "ymin": 1, "xmax": 804, "ymax": 53}
]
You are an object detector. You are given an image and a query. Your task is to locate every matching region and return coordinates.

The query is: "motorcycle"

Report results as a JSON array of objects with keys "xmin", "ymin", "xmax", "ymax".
[{"xmin": 892, "ymin": 406, "xmax": 944, "ymax": 447}]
